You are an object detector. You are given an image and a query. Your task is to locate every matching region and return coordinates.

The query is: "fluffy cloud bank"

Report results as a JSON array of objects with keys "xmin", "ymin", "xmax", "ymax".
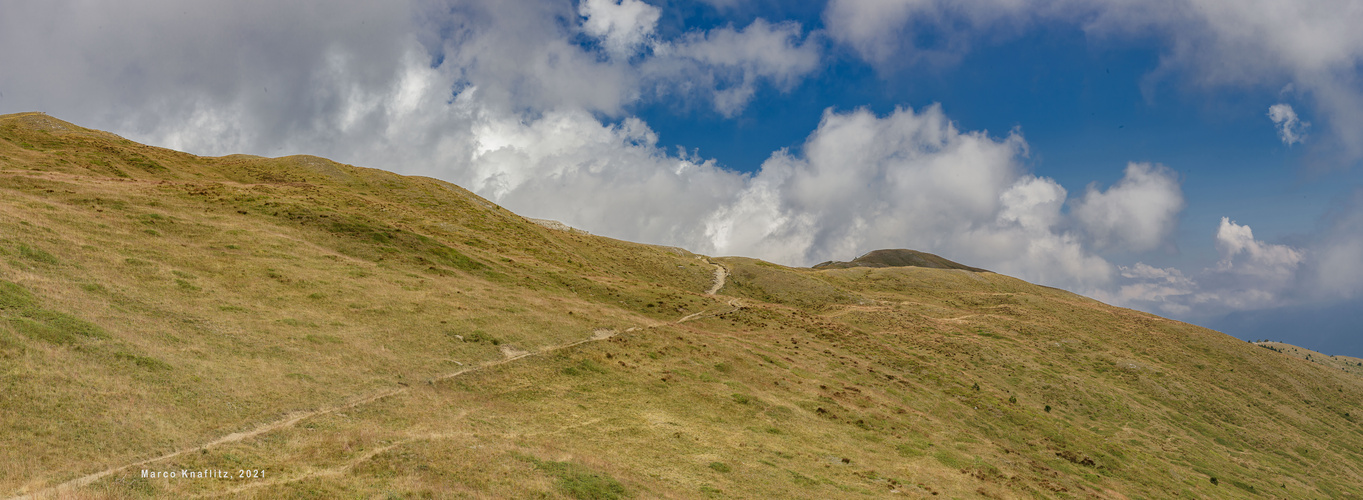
[
  {"xmin": 453, "ymin": 100, "xmax": 1170, "ymax": 293},
  {"xmin": 1302, "ymin": 191, "xmax": 1363, "ymax": 301},
  {"xmin": 1108, "ymin": 203, "xmax": 1363, "ymax": 320},
  {"xmin": 704, "ymin": 105, "xmax": 1118, "ymax": 289}
]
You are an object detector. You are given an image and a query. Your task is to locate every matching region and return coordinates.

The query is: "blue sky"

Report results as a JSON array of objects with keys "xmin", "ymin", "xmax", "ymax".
[
  {"xmin": 2, "ymin": 0, "xmax": 1362, "ymax": 355},
  {"xmin": 638, "ymin": 5, "xmax": 1354, "ymax": 246}
]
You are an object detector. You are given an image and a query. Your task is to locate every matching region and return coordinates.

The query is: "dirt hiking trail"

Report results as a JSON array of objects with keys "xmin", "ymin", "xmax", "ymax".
[{"xmin": 703, "ymin": 257, "xmax": 727, "ymax": 295}]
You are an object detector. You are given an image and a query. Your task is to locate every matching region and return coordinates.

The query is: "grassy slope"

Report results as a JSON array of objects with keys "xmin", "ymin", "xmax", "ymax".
[{"xmin": 1, "ymin": 112, "xmax": 1362, "ymax": 499}]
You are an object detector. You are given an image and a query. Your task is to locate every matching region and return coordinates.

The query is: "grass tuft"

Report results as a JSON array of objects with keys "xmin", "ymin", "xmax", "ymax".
[
  {"xmin": 17, "ymin": 244, "xmax": 58, "ymax": 265},
  {"xmin": 519, "ymin": 455, "xmax": 630, "ymax": 500},
  {"xmin": 1, "ymin": 280, "xmax": 108, "ymax": 344}
]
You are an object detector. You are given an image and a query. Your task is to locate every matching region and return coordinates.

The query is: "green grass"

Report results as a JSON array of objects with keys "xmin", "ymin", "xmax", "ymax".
[
  {"xmin": 520, "ymin": 455, "xmax": 630, "ymax": 500},
  {"xmin": 1, "ymin": 280, "xmax": 108, "ymax": 344},
  {"xmin": 112, "ymin": 351, "xmax": 173, "ymax": 371},
  {"xmin": 460, "ymin": 330, "xmax": 502, "ymax": 345},
  {"xmin": 16, "ymin": 243, "xmax": 58, "ymax": 265}
]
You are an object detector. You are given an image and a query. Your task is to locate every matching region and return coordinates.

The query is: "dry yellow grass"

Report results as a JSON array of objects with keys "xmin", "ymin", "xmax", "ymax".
[{"xmin": 2, "ymin": 112, "xmax": 1363, "ymax": 499}]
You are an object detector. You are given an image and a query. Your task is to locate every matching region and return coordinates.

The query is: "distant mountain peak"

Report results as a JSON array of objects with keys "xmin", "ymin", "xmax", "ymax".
[{"xmin": 812, "ymin": 248, "xmax": 988, "ymax": 272}]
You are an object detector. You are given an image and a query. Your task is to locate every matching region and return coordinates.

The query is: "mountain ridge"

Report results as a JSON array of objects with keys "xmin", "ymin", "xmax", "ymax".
[{"xmin": 813, "ymin": 248, "xmax": 990, "ymax": 273}]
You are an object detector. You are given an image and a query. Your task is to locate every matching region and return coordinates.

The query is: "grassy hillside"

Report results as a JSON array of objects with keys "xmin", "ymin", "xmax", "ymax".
[{"xmin": 2, "ymin": 112, "xmax": 1362, "ymax": 499}]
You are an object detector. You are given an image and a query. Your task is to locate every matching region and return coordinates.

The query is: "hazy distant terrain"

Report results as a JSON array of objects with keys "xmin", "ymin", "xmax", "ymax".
[
  {"xmin": 1253, "ymin": 341, "xmax": 1363, "ymax": 378},
  {"xmin": 3, "ymin": 113, "xmax": 1362, "ymax": 499},
  {"xmin": 1214, "ymin": 302, "xmax": 1363, "ymax": 359}
]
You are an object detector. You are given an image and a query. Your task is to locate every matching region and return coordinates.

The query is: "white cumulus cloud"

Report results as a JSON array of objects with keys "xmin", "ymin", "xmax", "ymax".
[
  {"xmin": 1268, "ymin": 103, "xmax": 1309, "ymax": 145},
  {"xmin": 646, "ymin": 18, "xmax": 821, "ymax": 116},
  {"xmin": 823, "ymin": 0, "xmax": 1035, "ymax": 67},
  {"xmin": 1214, "ymin": 217, "xmax": 1305, "ymax": 275},
  {"xmin": 1071, "ymin": 162, "xmax": 1185, "ymax": 253},
  {"xmin": 579, "ymin": 0, "xmax": 661, "ymax": 59}
]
